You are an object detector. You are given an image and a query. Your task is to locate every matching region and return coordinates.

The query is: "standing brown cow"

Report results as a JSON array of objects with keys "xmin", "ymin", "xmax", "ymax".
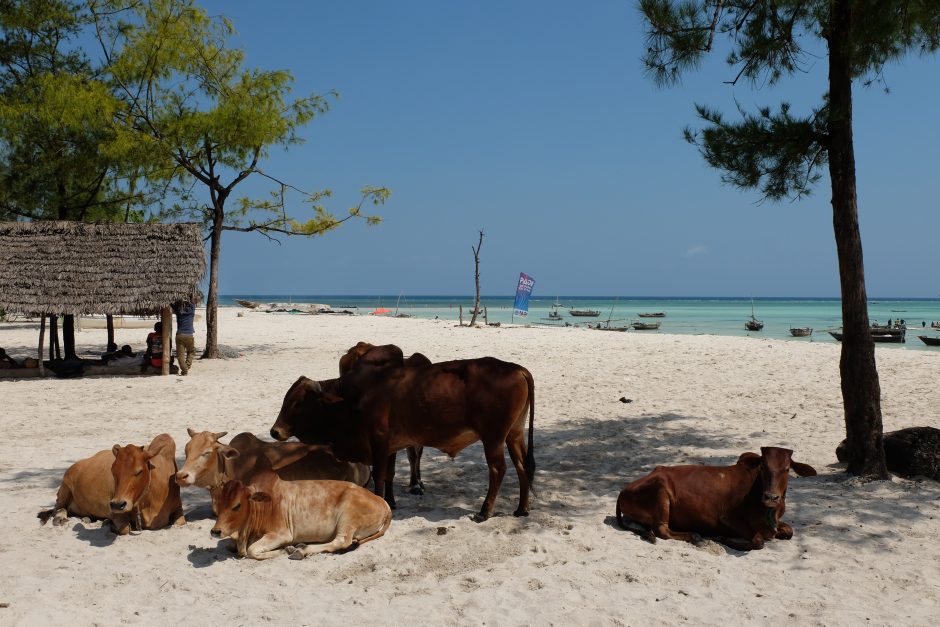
[
  {"xmin": 616, "ymin": 447, "xmax": 816, "ymax": 550},
  {"xmin": 38, "ymin": 433, "xmax": 185, "ymax": 535},
  {"xmin": 337, "ymin": 341, "xmax": 431, "ymax": 495},
  {"xmin": 270, "ymin": 344, "xmax": 535, "ymax": 522}
]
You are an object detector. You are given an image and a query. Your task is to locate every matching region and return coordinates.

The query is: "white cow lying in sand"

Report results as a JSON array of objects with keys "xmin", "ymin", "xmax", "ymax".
[{"xmin": 210, "ymin": 470, "xmax": 392, "ymax": 560}]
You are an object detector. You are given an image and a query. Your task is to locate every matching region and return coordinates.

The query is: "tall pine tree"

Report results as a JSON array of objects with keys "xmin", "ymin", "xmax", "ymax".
[{"xmin": 640, "ymin": 0, "xmax": 940, "ymax": 477}]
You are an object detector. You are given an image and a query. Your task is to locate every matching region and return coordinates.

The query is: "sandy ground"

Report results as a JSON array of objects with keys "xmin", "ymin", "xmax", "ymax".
[{"xmin": 1, "ymin": 308, "xmax": 939, "ymax": 626}]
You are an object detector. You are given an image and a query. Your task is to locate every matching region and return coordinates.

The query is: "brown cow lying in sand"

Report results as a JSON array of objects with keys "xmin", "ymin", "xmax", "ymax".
[
  {"xmin": 338, "ymin": 341, "xmax": 432, "ymax": 495},
  {"xmin": 38, "ymin": 433, "xmax": 185, "ymax": 535},
  {"xmin": 176, "ymin": 429, "xmax": 370, "ymax": 499},
  {"xmin": 271, "ymin": 344, "xmax": 535, "ymax": 521},
  {"xmin": 616, "ymin": 447, "xmax": 816, "ymax": 550},
  {"xmin": 210, "ymin": 470, "xmax": 391, "ymax": 560}
]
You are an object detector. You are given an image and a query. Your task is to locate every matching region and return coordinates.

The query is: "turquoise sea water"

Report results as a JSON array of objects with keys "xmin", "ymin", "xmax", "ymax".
[{"xmin": 221, "ymin": 295, "xmax": 940, "ymax": 350}]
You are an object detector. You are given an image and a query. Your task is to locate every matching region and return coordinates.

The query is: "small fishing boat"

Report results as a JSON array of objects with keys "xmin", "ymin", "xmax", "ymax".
[
  {"xmin": 829, "ymin": 326, "xmax": 906, "ymax": 343},
  {"xmin": 789, "ymin": 327, "xmax": 813, "ymax": 337},
  {"xmin": 932, "ymin": 321, "xmax": 940, "ymax": 330},
  {"xmin": 235, "ymin": 299, "xmax": 260, "ymax": 309},
  {"xmin": 745, "ymin": 299, "xmax": 763, "ymax": 331},
  {"xmin": 631, "ymin": 321, "xmax": 661, "ymax": 330},
  {"xmin": 592, "ymin": 302, "xmax": 629, "ymax": 331},
  {"xmin": 637, "ymin": 312, "xmax": 665, "ymax": 318},
  {"xmin": 77, "ymin": 315, "xmax": 158, "ymax": 330},
  {"xmin": 917, "ymin": 335, "xmax": 940, "ymax": 346},
  {"xmin": 569, "ymin": 309, "xmax": 601, "ymax": 317}
]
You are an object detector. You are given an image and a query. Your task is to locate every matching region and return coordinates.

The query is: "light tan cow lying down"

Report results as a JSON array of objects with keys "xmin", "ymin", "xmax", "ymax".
[
  {"xmin": 211, "ymin": 470, "xmax": 391, "ymax": 560},
  {"xmin": 175, "ymin": 429, "xmax": 371, "ymax": 502},
  {"xmin": 38, "ymin": 433, "xmax": 184, "ymax": 535}
]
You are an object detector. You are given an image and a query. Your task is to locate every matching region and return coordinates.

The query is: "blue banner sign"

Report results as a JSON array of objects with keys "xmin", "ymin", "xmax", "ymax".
[{"xmin": 513, "ymin": 272, "xmax": 535, "ymax": 318}]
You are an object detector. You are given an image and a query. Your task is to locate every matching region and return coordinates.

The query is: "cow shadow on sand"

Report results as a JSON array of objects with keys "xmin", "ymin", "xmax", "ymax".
[
  {"xmin": 385, "ymin": 410, "xmax": 939, "ymax": 555},
  {"xmin": 186, "ymin": 541, "xmax": 233, "ymax": 568},
  {"xmin": 72, "ymin": 522, "xmax": 118, "ymax": 548}
]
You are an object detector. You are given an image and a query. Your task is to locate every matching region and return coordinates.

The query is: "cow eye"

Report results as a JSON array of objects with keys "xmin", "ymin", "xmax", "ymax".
[
  {"xmin": 134, "ymin": 469, "xmax": 143, "ymax": 477},
  {"xmin": 232, "ymin": 503, "xmax": 241, "ymax": 511},
  {"xmin": 201, "ymin": 451, "xmax": 210, "ymax": 458}
]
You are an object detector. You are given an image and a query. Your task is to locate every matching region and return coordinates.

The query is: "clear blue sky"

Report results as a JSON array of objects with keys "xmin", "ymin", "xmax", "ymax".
[{"xmin": 200, "ymin": 1, "xmax": 939, "ymax": 298}]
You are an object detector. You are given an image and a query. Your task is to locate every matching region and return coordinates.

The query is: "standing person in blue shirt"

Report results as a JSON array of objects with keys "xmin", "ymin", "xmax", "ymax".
[{"xmin": 172, "ymin": 295, "xmax": 198, "ymax": 376}]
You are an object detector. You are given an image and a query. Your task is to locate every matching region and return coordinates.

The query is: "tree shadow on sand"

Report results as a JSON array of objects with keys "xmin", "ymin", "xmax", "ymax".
[{"xmin": 1, "ymin": 466, "xmax": 66, "ymax": 490}]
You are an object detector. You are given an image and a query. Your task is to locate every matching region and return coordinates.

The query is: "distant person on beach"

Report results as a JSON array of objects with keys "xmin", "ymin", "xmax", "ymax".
[
  {"xmin": 143, "ymin": 322, "xmax": 168, "ymax": 371},
  {"xmin": 0, "ymin": 347, "xmax": 20, "ymax": 369},
  {"xmin": 172, "ymin": 296, "xmax": 198, "ymax": 376}
]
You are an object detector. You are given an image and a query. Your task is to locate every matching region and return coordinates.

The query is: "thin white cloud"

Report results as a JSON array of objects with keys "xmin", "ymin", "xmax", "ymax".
[{"xmin": 686, "ymin": 245, "xmax": 708, "ymax": 258}]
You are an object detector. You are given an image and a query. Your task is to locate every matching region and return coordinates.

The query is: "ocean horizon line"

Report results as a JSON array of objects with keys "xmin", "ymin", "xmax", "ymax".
[{"xmin": 220, "ymin": 294, "xmax": 940, "ymax": 302}]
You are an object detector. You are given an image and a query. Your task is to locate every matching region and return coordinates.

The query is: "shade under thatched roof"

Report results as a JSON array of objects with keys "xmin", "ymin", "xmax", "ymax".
[{"xmin": 0, "ymin": 221, "xmax": 206, "ymax": 316}]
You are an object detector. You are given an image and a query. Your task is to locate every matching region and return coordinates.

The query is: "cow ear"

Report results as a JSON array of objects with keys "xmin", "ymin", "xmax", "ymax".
[
  {"xmin": 322, "ymin": 392, "xmax": 344, "ymax": 405},
  {"xmin": 112, "ymin": 444, "xmax": 121, "ymax": 456},
  {"xmin": 187, "ymin": 427, "xmax": 197, "ymax": 437},
  {"xmin": 219, "ymin": 445, "xmax": 240, "ymax": 460},
  {"xmin": 250, "ymin": 491, "xmax": 272, "ymax": 503},
  {"xmin": 790, "ymin": 460, "xmax": 817, "ymax": 477},
  {"xmin": 737, "ymin": 452, "xmax": 762, "ymax": 468},
  {"xmin": 213, "ymin": 431, "xmax": 228, "ymax": 441}
]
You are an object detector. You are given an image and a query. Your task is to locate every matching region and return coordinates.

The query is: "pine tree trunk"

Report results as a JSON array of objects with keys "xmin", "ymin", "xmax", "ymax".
[
  {"xmin": 827, "ymin": 0, "xmax": 888, "ymax": 479},
  {"xmin": 203, "ymin": 207, "xmax": 223, "ymax": 359}
]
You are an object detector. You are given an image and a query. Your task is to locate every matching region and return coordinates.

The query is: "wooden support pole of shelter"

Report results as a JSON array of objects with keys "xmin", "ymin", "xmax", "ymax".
[
  {"xmin": 484, "ymin": 306, "xmax": 488, "ymax": 325},
  {"xmin": 38, "ymin": 314, "xmax": 46, "ymax": 378},
  {"xmin": 459, "ymin": 305, "xmax": 463, "ymax": 326},
  {"xmin": 161, "ymin": 307, "xmax": 172, "ymax": 376}
]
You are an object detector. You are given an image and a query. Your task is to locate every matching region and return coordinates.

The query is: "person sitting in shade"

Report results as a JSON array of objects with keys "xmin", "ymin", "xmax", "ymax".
[
  {"xmin": 0, "ymin": 347, "xmax": 20, "ymax": 369},
  {"xmin": 142, "ymin": 322, "xmax": 170, "ymax": 372}
]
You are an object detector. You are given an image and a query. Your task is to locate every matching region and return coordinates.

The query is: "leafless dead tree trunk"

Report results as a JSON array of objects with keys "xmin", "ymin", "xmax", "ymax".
[{"xmin": 469, "ymin": 230, "xmax": 484, "ymax": 326}]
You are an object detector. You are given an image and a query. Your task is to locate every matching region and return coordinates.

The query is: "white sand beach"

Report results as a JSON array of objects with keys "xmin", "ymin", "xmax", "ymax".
[{"xmin": 1, "ymin": 308, "xmax": 938, "ymax": 626}]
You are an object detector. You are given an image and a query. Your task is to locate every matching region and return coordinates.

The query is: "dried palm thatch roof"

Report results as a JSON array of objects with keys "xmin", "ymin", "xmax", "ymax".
[{"xmin": 0, "ymin": 221, "xmax": 206, "ymax": 316}]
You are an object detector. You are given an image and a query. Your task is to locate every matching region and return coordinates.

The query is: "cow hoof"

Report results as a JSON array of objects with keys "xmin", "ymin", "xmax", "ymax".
[
  {"xmin": 471, "ymin": 512, "xmax": 490, "ymax": 523},
  {"xmin": 409, "ymin": 484, "xmax": 425, "ymax": 496},
  {"xmin": 513, "ymin": 508, "xmax": 529, "ymax": 517},
  {"xmin": 288, "ymin": 551, "xmax": 306, "ymax": 561},
  {"xmin": 642, "ymin": 530, "xmax": 656, "ymax": 544},
  {"xmin": 691, "ymin": 534, "xmax": 707, "ymax": 547},
  {"xmin": 52, "ymin": 516, "xmax": 67, "ymax": 527}
]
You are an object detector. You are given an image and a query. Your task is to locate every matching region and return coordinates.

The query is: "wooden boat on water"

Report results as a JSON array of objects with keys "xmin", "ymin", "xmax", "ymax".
[
  {"xmin": 631, "ymin": 321, "xmax": 661, "ymax": 330},
  {"xmin": 917, "ymin": 335, "xmax": 940, "ymax": 346},
  {"xmin": 789, "ymin": 327, "xmax": 813, "ymax": 337},
  {"xmin": 745, "ymin": 299, "xmax": 763, "ymax": 331},
  {"xmin": 637, "ymin": 312, "xmax": 665, "ymax": 318},
  {"xmin": 829, "ymin": 325, "xmax": 906, "ymax": 343},
  {"xmin": 569, "ymin": 309, "xmax": 601, "ymax": 317},
  {"xmin": 592, "ymin": 303, "xmax": 629, "ymax": 331}
]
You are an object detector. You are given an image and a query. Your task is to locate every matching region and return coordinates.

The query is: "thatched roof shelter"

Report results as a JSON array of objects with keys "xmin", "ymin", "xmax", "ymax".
[{"xmin": 0, "ymin": 221, "xmax": 205, "ymax": 316}]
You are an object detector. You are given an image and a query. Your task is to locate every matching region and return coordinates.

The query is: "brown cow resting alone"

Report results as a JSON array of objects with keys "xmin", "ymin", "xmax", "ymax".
[
  {"xmin": 337, "ymin": 341, "xmax": 431, "ymax": 495},
  {"xmin": 616, "ymin": 447, "xmax": 816, "ymax": 550},
  {"xmin": 271, "ymin": 343, "xmax": 535, "ymax": 522},
  {"xmin": 175, "ymin": 429, "xmax": 371, "ymax": 502},
  {"xmin": 211, "ymin": 470, "xmax": 391, "ymax": 560},
  {"xmin": 38, "ymin": 433, "xmax": 185, "ymax": 535}
]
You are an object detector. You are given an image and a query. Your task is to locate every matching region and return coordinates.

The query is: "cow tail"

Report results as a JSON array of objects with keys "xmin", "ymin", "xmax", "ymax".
[
  {"xmin": 524, "ymin": 369, "xmax": 536, "ymax": 489},
  {"xmin": 37, "ymin": 508, "xmax": 55, "ymax": 526}
]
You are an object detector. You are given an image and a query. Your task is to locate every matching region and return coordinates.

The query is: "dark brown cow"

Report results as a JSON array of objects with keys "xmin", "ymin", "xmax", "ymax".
[
  {"xmin": 616, "ymin": 447, "xmax": 816, "ymax": 550},
  {"xmin": 38, "ymin": 433, "xmax": 185, "ymax": 535},
  {"xmin": 270, "ymin": 344, "xmax": 535, "ymax": 522},
  {"xmin": 836, "ymin": 426, "xmax": 940, "ymax": 480},
  {"xmin": 337, "ymin": 342, "xmax": 431, "ymax": 495}
]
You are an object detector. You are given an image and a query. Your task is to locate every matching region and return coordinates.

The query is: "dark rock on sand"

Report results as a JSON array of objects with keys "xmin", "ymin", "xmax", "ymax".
[{"xmin": 836, "ymin": 426, "xmax": 940, "ymax": 480}]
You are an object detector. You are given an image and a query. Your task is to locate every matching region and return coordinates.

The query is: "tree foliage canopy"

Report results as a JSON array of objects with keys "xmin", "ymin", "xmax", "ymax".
[{"xmin": 641, "ymin": 0, "xmax": 940, "ymax": 200}]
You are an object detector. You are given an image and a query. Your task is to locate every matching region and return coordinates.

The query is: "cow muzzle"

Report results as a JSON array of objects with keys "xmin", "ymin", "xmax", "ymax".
[
  {"xmin": 762, "ymin": 492, "xmax": 781, "ymax": 507},
  {"xmin": 270, "ymin": 426, "xmax": 288, "ymax": 441},
  {"xmin": 210, "ymin": 527, "xmax": 222, "ymax": 538},
  {"xmin": 175, "ymin": 471, "xmax": 193, "ymax": 486},
  {"xmin": 109, "ymin": 499, "xmax": 129, "ymax": 513}
]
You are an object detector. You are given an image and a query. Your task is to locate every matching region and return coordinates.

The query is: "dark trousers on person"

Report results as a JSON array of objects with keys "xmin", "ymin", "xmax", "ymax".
[{"xmin": 176, "ymin": 333, "xmax": 196, "ymax": 375}]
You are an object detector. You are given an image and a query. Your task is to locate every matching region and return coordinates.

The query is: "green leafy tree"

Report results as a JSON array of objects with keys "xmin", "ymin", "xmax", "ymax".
[
  {"xmin": 0, "ymin": 0, "xmax": 153, "ymax": 223},
  {"xmin": 92, "ymin": 0, "xmax": 388, "ymax": 358},
  {"xmin": 640, "ymin": 0, "xmax": 940, "ymax": 477}
]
